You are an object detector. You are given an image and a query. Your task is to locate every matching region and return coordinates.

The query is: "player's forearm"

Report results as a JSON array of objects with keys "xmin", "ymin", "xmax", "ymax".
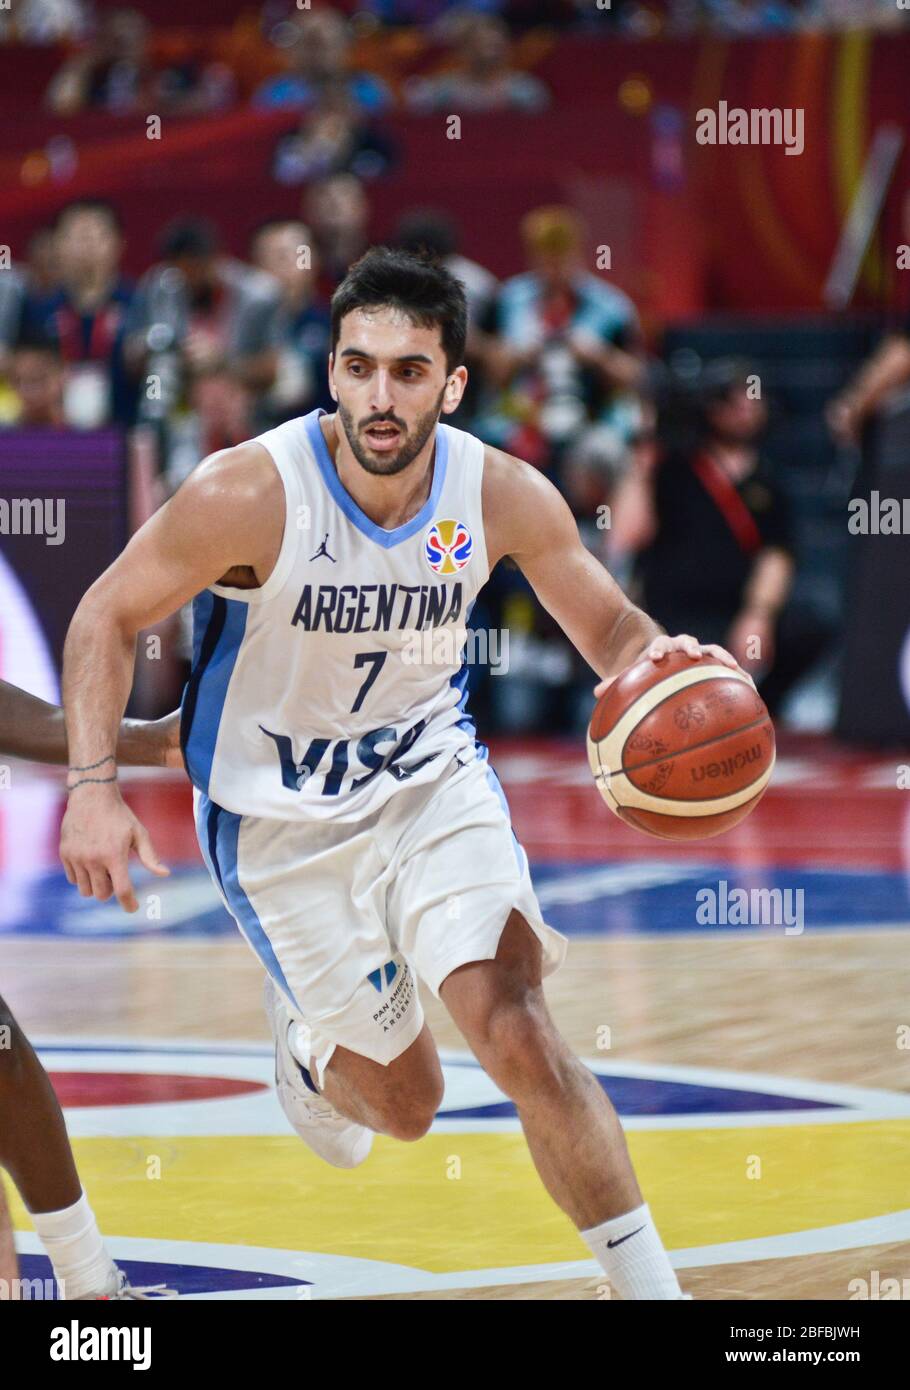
[
  {"xmin": 116, "ymin": 717, "xmax": 178, "ymax": 768},
  {"xmin": 62, "ymin": 599, "xmax": 138, "ymax": 780},
  {"xmin": 0, "ymin": 679, "xmax": 176, "ymax": 769},
  {"xmin": 0, "ymin": 682, "xmax": 69, "ymax": 764},
  {"xmin": 599, "ymin": 601, "xmax": 664, "ymax": 678}
]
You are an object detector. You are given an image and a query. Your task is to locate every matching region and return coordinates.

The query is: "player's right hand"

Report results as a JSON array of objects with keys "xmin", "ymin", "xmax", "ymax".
[{"xmin": 60, "ymin": 788, "xmax": 170, "ymax": 913}]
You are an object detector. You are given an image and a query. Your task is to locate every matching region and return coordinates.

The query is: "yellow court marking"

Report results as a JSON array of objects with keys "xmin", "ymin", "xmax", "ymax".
[{"xmin": 8, "ymin": 1122, "xmax": 909, "ymax": 1273}]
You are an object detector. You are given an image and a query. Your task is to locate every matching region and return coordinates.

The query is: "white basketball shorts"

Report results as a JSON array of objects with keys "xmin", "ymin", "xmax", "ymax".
[{"xmin": 194, "ymin": 748, "xmax": 567, "ymax": 1086}]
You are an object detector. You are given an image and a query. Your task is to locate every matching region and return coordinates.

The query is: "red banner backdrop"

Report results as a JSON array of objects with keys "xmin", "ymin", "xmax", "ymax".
[{"xmin": 1, "ymin": 31, "xmax": 908, "ymax": 323}]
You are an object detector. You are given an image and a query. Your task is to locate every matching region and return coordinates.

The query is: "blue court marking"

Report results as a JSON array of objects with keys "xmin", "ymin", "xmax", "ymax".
[
  {"xmin": 0, "ymin": 865, "xmax": 234, "ymax": 939},
  {"xmin": 4, "ymin": 863, "xmax": 908, "ymax": 940},
  {"xmin": 29, "ymin": 1043, "xmax": 852, "ymax": 1123},
  {"xmin": 16, "ymin": 1254, "xmax": 310, "ymax": 1298},
  {"xmin": 30, "ymin": 1042, "xmax": 888, "ymax": 1132},
  {"xmin": 444, "ymin": 1073, "xmax": 843, "ymax": 1120},
  {"xmin": 530, "ymin": 864, "xmax": 910, "ymax": 937}
]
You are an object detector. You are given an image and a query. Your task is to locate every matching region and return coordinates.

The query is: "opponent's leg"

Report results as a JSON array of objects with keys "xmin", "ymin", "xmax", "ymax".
[
  {"xmin": 440, "ymin": 913, "xmax": 683, "ymax": 1300},
  {"xmin": 0, "ymin": 1183, "xmax": 17, "ymax": 1292},
  {"xmin": 0, "ymin": 995, "xmax": 121, "ymax": 1298}
]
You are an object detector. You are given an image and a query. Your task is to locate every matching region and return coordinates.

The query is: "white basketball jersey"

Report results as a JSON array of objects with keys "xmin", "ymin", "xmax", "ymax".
[{"xmin": 181, "ymin": 409, "xmax": 489, "ymax": 822}]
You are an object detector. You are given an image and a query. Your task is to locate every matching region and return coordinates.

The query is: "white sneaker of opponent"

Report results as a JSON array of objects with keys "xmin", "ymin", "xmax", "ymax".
[
  {"xmin": 77, "ymin": 1267, "xmax": 177, "ymax": 1299},
  {"xmin": 263, "ymin": 976, "xmax": 373, "ymax": 1169}
]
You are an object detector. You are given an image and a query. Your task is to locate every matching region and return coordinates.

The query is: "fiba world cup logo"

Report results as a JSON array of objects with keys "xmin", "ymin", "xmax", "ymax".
[{"xmin": 424, "ymin": 519, "xmax": 473, "ymax": 576}]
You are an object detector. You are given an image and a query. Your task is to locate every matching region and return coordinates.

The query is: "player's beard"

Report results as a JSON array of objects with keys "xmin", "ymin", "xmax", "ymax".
[{"xmin": 338, "ymin": 386, "xmax": 446, "ymax": 477}]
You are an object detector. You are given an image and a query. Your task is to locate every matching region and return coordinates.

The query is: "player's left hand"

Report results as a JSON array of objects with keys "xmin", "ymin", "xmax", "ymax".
[{"xmin": 594, "ymin": 633, "xmax": 753, "ymax": 698}]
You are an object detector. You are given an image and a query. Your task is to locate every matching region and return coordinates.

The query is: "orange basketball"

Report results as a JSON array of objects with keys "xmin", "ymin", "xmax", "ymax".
[{"xmin": 587, "ymin": 650, "xmax": 775, "ymax": 840}]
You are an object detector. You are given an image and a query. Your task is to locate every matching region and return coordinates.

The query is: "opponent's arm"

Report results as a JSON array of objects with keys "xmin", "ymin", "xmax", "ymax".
[
  {"xmin": 60, "ymin": 442, "xmax": 283, "ymax": 911},
  {"xmin": 0, "ymin": 680, "xmax": 182, "ymax": 768},
  {"xmin": 483, "ymin": 448, "xmax": 739, "ymax": 691}
]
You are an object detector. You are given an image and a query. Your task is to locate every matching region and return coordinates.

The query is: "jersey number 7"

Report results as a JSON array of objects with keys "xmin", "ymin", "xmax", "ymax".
[{"xmin": 351, "ymin": 651, "xmax": 387, "ymax": 713}]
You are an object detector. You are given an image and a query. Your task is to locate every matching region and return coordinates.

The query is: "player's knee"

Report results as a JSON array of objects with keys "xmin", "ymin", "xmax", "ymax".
[
  {"xmin": 373, "ymin": 1073, "xmax": 443, "ymax": 1142},
  {"xmin": 384, "ymin": 1108, "xmax": 434, "ymax": 1143}
]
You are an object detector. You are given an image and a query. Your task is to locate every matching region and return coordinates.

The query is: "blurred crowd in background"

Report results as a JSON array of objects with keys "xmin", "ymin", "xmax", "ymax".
[
  {"xmin": 0, "ymin": 0, "xmax": 903, "ymax": 48},
  {"xmin": 0, "ymin": 1, "xmax": 906, "ymax": 735}
]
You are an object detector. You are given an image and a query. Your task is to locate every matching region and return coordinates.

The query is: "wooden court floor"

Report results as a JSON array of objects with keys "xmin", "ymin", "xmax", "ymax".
[{"xmin": 3, "ymin": 735, "xmax": 909, "ymax": 1299}]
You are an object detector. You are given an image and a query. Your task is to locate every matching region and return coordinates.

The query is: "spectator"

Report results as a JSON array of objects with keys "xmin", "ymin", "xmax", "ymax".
[
  {"xmin": 0, "ymin": 265, "xmax": 28, "ymax": 378},
  {"xmin": 364, "ymin": 1, "xmax": 505, "ymax": 23},
  {"xmin": 20, "ymin": 199, "xmax": 138, "ymax": 429},
  {"xmin": 612, "ymin": 361, "xmax": 831, "ymax": 715},
  {"xmin": 166, "ymin": 364, "xmax": 255, "ymax": 490},
  {"xmin": 395, "ymin": 208, "xmax": 498, "ymax": 330},
  {"xmin": 0, "ymin": 230, "xmax": 56, "ymax": 379},
  {"xmin": 405, "ymin": 14, "xmax": 550, "ymax": 114},
  {"xmin": 127, "ymin": 218, "xmax": 282, "ymax": 425},
  {"xmin": 700, "ymin": 0, "xmax": 798, "ymax": 32},
  {"xmin": 252, "ymin": 8, "xmax": 391, "ymax": 116},
  {"xmin": 6, "ymin": 338, "xmax": 66, "ymax": 429},
  {"xmin": 792, "ymin": 0, "xmax": 899, "ymax": 29},
  {"xmin": 0, "ymin": 0, "xmax": 85, "ymax": 43},
  {"xmin": 24, "ymin": 227, "xmax": 59, "ymax": 299},
  {"xmin": 0, "ymin": 0, "xmax": 88, "ymax": 44},
  {"xmin": 303, "ymin": 174, "xmax": 371, "ymax": 296},
  {"xmin": 46, "ymin": 9, "xmax": 156, "ymax": 114},
  {"xmin": 475, "ymin": 204, "xmax": 644, "ymax": 475},
  {"xmin": 46, "ymin": 7, "xmax": 235, "ymax": 116},
  {"xmin": 249, "ymin": 218, "xmax": 334, "ymax": 423},
  {"xmin": 827, "ymin": 330, "xmax": 910, "ymax": 448},
  {"xmin": 272, "ymin": 79, "xmax": 397, "ymax": 186},
  {"xmin": 395, "ymin": 207, "xmax": 498, "ymax": 421}
]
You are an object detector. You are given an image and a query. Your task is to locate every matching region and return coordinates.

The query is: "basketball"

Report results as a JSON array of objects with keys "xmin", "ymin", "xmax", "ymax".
[{"xmin": 587, "ymin": 651, "xmax": 775, "ymax": 840}]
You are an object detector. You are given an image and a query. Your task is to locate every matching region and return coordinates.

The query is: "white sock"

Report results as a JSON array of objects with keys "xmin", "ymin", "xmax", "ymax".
[
  {"xmin": 581, "ymin": 1201, "xmax": 683, "ymax": 1300},
  {"xmin": 31, "ymin": 1192, "xmax": 118, "ymax": 1299}
]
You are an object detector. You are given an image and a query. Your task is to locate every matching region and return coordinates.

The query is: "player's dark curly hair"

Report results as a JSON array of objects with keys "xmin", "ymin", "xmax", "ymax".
[{"xmin": 331, "ymin": 246, "xmax": 467, "ymax": 373}]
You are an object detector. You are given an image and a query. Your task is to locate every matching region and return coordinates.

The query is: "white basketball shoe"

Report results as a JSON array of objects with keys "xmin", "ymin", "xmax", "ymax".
[
  {"xmin": 78, "ymin": 1267, "xmax": 177, "ymax": 1299},
  {"xmin": 263, "ymin": 976, "xmax": 373, "ymax": 1169}
]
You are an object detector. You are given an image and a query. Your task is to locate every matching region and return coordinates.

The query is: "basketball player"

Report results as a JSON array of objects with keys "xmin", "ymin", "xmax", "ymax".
[
  {"xmin": 59, "ymin": 248, "xmax": 742, "ymax": 1300},
  {"xmin": 0, "ymin": 679, "xmax": 180, "ymax": 1298}
]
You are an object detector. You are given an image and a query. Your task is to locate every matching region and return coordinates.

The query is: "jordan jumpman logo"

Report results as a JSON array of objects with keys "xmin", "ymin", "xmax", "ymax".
[{"xmin": 310, "ymin": 532, "xmax": 336, "ymax": 562}]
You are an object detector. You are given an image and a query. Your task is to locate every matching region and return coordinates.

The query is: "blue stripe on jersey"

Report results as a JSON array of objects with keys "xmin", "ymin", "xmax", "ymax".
[
  {"xmin": 450, "ymin": 599, "xmax": 477, "ymax": 738},
  {"xmin": 181, "ymin": 591, "xmax": 248, "ymax": 796},
  {"xmin": 200, "ymin": 794, "xmax": 301, "ymax": 1010},
  {"xmin": 474, "ymin": 740, "xmax": 524, "ymax": 874},
  {"xmin": 304, "ymin": 408, "xmax": 449, "ymax": 548}
]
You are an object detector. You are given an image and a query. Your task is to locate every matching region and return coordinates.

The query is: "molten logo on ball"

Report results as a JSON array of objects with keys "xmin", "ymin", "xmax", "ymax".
[
  {"xmin": 690, "ymin": 745, "xmax": 764, "ymax": 782},
  {"xmin": 586, "ymin": 652, "xmax": 776, "ymax": 840}
]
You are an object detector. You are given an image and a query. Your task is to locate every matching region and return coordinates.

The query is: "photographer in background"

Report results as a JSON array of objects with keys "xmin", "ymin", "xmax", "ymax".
[
  {"xmin": 611, "ymin": 360, "xmax": 833, "ymax": 716},
  {"xmin": 126, "ymin": 218, "xmax": 281, "ymax": 434},
  {"xmin": 475, "ymin": 205, "xmax": 644, "ymax": 480},
  {"xmin": 249, "ymin": 218, "xmax": 334, "ymax": 426}
]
